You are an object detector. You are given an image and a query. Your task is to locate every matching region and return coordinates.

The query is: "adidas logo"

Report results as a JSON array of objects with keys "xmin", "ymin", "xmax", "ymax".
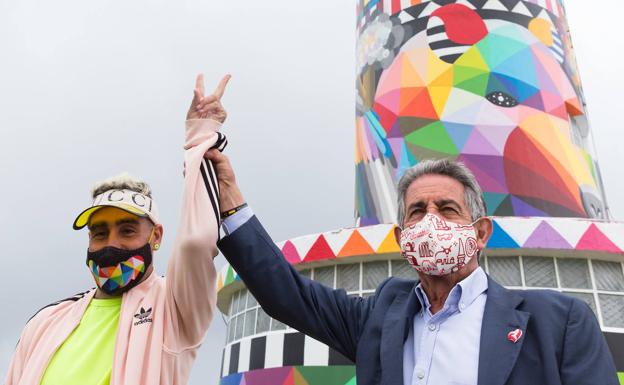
[{"xmin": 133, "ymin": 307, "xmax": 153, "ymax": 326}]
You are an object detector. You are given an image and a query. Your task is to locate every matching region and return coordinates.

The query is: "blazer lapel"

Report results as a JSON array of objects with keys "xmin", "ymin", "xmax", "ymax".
[
  {"xmin": 380, "ymin": 286, "xmax": 421, "ymax": 385},
  {"xmin": 478, "ymin": 277, "xmax": 530, "ymax": 385}
]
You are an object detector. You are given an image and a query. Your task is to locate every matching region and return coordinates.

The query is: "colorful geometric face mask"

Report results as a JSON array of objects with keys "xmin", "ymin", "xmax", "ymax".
[
  {"xmin": 400, "ymin": 214, "xmax": 480, "ymax": 276},
  {"xmin": 86, "ymin": 243, "xmax": 152, "ymax": 296}
]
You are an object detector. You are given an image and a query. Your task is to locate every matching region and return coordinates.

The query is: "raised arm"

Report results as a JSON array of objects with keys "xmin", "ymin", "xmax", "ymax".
[
  {"xmin": 163, "ymin": 74, "xmax": 230, "ymax": 352},
  {"xmin": 206, "ymin": 151, "xmax": 376, "ymax": 361}
]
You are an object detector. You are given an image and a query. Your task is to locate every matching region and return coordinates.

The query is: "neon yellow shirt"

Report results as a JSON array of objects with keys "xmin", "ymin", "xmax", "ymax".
[{"xmin": 40, "ymin": 297, "xmax": 121, "ymax": 385}]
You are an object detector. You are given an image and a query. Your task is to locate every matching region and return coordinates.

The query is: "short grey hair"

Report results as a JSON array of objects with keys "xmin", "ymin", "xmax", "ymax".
[
  {"xmin": 397, "ymin": 159, "xmax": 487, "ymax": 226},
  {"xmin": 91, "ymin": 172, "xmax": 152, "ymax": 199}
]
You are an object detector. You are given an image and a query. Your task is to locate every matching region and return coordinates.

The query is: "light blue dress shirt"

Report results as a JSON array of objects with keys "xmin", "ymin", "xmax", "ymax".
[
  {"xmin": 221, "ymin": 205, "xmax": 254, "ymax": 236},
  {"xmin": 222, "ymin": 208, "xmax": 489, "ymax": 385},
  {"xmin": 403, "ymin": 267, "xmax": 488, "ymax": 385}
]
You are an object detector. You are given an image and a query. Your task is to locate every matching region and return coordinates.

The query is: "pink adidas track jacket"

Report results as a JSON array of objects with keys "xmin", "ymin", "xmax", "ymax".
[{"xmin": 5, "ymin": 119, "xmax": 225, "ymax": 385}]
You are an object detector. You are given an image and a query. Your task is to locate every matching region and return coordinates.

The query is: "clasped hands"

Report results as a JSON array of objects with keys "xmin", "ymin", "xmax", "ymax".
[{"xmin": 187, "ymin": 73, "xmax": 245, "ymax": 216}]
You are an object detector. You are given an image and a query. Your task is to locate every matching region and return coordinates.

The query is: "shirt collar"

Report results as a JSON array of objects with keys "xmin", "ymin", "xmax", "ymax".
[{"xmin": 414, "ymin": 266, "xmax": 488, "ymax": 314}]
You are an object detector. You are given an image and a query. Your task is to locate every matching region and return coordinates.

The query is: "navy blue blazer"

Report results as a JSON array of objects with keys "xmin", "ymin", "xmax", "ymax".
[{"xmin": 218, "ymin": 216, "xmax": 619, "ymax": 385}]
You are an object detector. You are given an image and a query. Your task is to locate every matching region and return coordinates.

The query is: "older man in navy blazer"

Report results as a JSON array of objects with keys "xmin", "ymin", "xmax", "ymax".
[{"xmin": 207, "ymin": 151, "xmax": 618, "ymax": 385}]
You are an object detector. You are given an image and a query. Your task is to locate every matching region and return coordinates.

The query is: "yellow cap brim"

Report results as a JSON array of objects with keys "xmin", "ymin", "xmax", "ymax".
[{"xmin": 72, "ymin": 203, "xmax": 148, "ymax": 230}]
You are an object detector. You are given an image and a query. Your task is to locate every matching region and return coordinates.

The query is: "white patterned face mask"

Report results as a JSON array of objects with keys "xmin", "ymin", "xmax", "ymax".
[{"xmin": 400, "ymin": 213, "xmax": 480, "ymax": 276}]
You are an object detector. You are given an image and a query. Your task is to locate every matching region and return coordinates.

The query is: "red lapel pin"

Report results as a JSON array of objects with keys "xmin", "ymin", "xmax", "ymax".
[{"xmin": 507, "ymin": 328, "xmax": 523, "ymax": 343}]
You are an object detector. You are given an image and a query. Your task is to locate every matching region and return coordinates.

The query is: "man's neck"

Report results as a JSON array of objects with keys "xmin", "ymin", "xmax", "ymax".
[{"xmin": 418, "ymin": 264, "xmax": 478, "ymax": 314}]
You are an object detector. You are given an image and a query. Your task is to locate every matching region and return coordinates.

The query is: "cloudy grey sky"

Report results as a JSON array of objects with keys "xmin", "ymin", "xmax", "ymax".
[{"xmin": 0, "ymin": 0, "xmax": 621, "ymax": 383}]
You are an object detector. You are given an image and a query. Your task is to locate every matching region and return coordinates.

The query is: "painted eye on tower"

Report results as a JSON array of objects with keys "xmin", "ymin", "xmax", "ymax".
[{"xmin": 486, "ymin": 91, "xmax": 519, "ymax": 108}]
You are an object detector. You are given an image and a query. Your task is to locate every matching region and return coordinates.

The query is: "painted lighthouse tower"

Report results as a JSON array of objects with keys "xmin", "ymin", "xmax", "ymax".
[{"xmin": 217, "ymin": 1, "xmax": 624, "ymax": 384}]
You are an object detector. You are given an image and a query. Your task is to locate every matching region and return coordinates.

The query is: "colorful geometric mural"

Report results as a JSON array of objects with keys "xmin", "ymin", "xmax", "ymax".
[
  {"xmin": 355, "ymin": 0, "xmax": 608, "ymax": 225},
  {"xmin": 220, "ymin": 366, "xmax": 356, "ymax": 385},
  {"xmin": 217, "ymin": 217, "xmax": 624, "ymax": 292}
]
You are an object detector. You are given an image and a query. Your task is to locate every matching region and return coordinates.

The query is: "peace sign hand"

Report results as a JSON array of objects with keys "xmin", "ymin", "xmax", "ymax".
[{"xmin": 186, "ymin": 74, "xmax": 231, "ymax": 123}]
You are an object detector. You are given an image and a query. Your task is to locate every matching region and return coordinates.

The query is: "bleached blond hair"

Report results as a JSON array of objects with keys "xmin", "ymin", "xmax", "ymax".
[{"xmin": 91, "ymin": 172, "xmax": 152, "ymax": 198}]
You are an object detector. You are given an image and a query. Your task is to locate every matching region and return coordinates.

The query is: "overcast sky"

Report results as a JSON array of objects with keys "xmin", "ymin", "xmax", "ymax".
[{"xmin": 0, "ymin": 1, "xmax": 622, "ymax": 383}]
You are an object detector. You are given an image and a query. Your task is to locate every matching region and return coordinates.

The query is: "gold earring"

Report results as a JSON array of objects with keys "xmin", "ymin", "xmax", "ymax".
[{"xmin": 154, "ymin": 244, "xmax": 160, "ymax": 250}]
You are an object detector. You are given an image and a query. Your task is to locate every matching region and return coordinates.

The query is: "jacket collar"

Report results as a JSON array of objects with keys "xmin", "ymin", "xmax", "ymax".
[
  {"xmin": 477, "ymin": 276, "xmax": 530, "ymax": 385},
  {"xmin": 379, "ymin": 274, "xmax": 530, "ymax": 385}
]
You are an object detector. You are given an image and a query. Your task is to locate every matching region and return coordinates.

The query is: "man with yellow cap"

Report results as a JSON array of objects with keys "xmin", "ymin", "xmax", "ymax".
[{"xmin": 4, "ymin": 74, "xmax": 231, "ymax": 385}]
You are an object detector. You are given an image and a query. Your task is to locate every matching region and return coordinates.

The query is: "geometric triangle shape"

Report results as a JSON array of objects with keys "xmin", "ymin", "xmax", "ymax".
[
  {"xmin": 443, "ymin": 122, "xmax": 474, "ymax": 151},
  {"xmin": 474, "ymin": 123, "xmax": 515, "ymax": 153},
  {"xmin": 304, "ymin": 235, "xmax": 336, "ymax": 262},
  {"xmin": 404, "ymin": 121, "xmax": 458, "ymax": 155},
  {"xmin": 293, "ymin": 367, "xmax": 309, "ymax": 385},
  {"xmin": 399, "ymin": 87, "xmax": 439, "ymax": 119},
  {"xmin": 523, "ymin": 92, "xmax": 545, "ymax": 111},
  {"xmin": 456, "ymin": 72, "xmax": 489, "ymax": 96},
  {"xmin": 499, "ymin": 0, "xmax": 520, "ymax": 11},
  {"xmin": 462, "ymin": 128, "xmax": 502, "ymax": 155},
  {"xmin": 282, "ymin": 368, "xmax": 295, "ymax": 385},
  {"xmin": 293, "ymin": 234, "xmax": 323, "ymax": 261},
  {"xmin": 483, "ymin": 0, "xmax": 509, "ymax": 11},
  {"xmin": 523, "ymin": 220, "xmax": 573, "ymax": 249},
  {"xmin": 459, "ymin": 154, "xmax": 508, "ymax": 193},
  {"xmin": 373, "ymin": 101, "xmax": 398, "ymax": 134},
  {"xmin": 483, "ymin": 192, "xmax": 509, "ymax": 213},
  {"xmin": 338, "ymin": 230, "xmax": 375, "ymax": 257},
  {"xmin": 512, "ymin": 1, "xmax": 533, "ymax": 17},
  {"xmin": 478, "ymin": 30, "xmax": 527, "ymax": 69},
  {"xmin": 495, "ymin": 195, "xmax": 515, "ymax": 216},
  {"xmin": 455, "ymin": 46, "xmax": 490, "ymax": 72},
  {"xmin": 576, "ymin": 224, "xmax": 622, "ymax": 253},
  {"xmin": 491, "ymin": 70, "xmax": 539, "ymax": 102},
  {"xmin": 595, "ymin": 222, "xmax": 624, "ymax": 252},
  {"xmin": 511, "ymin": 196, "xmax": 548, "ymax": 217},
  {"xmin": 486, "ymin": 220, "xmax": 520, "ymax": 248},
  {"xmin": 428, "ymin": 85, "xmax": 453, "ymax": 117},
  {"xmin": 324, "ymin": 229, "xmax": 357, "ymax": 257},
  {"xmin": 281, "ymin": 240, "xmax": 301, "ymax": 264},
  {"xmin": 497, "ymin": 218, "xmax": 544, "ymax": 246},
  {"xmin": 377, "ymin": 227, "xmax": 401, "ymax": 253},
  {"xmin": 357, "ymin": 225, "xmax": 394, "ymax": 251},
  {"xmin": 524, "ymin": 2, "xmax": 544, "ymax": 17}
]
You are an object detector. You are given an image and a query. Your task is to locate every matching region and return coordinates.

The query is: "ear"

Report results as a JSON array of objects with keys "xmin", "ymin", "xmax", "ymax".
[
  {"xmin": 473, "ymin": 217, "xmax": 492, "ymax": 251},
  {"xmin": 394, "ymin": 225, "xmax": 402, "ymax": 247},
  {"xmin": 152, "ymin": 224, "xmax": 164, "ymax": 251}
]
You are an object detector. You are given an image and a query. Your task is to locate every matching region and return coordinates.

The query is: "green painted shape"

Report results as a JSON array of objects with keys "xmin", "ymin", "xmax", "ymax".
[
  {"xmin": 618, "ymin": 372, "xmax": 624, "ymax": 385},
  {"xmin": 582, "ymin": 151, "xmax": 597, "ymax": 182},
  {"xmin": 225, "ymin": 266, "xmax": 235, "ymax": 285},
  {"xmin": 404, "ymin": 121, "xmax": 458, "ymax": 155},
  {"xmin": 344, "ymin": 376, "xmax": 357, "ymax": 385},
  {"xmin": 453, "ymin": 65, "xmax": 488, "ymax": 87},
  {"xmin": 295, "ymin": 366, "xmax": 356, "ymax": 385},
  {"xmin": 483, "ymin": 192, "xmax": 509, "ymax": 213},
  {"xmin": 455, "ymin": 73, "xmax": 489, "ymax": 96}
]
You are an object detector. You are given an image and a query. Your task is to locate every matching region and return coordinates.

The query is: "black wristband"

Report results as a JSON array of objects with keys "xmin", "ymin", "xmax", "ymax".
[{"xmin": 220, "ymin": 203, "xmax": 248, "ymax": 219}]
